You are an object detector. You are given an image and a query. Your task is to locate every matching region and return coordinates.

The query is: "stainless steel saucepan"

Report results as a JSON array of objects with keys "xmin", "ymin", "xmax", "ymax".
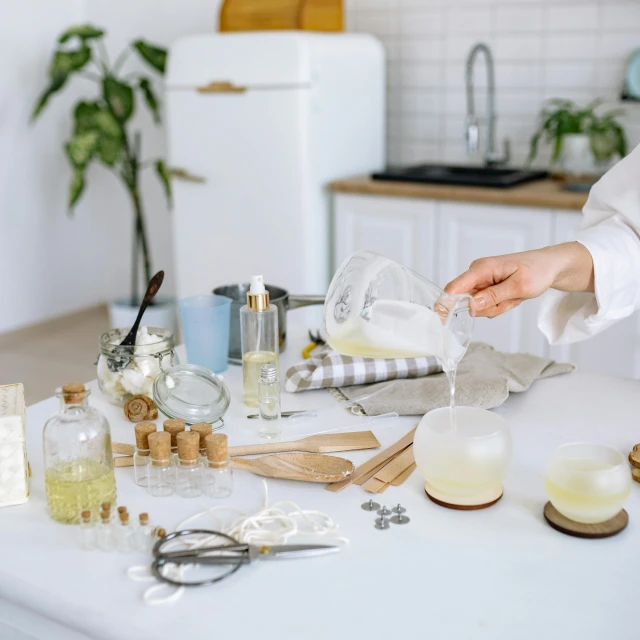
[{"xmin": 213, "ymin": 284, "xmax": 325, "ymax": 361}]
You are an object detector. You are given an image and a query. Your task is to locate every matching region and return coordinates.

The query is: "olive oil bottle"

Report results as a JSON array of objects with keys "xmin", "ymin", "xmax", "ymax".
[{"xmin": 43, "ymin": 383, "xmax": 116, "ymax": 523}]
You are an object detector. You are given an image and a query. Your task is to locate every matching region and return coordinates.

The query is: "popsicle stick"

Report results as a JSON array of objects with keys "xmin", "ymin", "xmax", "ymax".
[
  {"xmin": 363, "ymin": 477, "xmax": 386, "ymax": 493},
  {"xmin": 374, "ymin": 445, "xmax": 414, "ymax": 484},
  {"xmin": 353, "ymin": 447, "xmax": 408, "ymax": 486},
  {"xmin": 114, "ymin": 456, "xmax": 134, "ymax": 468},
  {"xmin": 378, "ymin": 483, "xmax": 390, "ymax": 493},
  {"xmin": 113, "ymin": 443, "xmax": 135, "ymax": 456},
  {"xmin": 390, "ymin": 463, "xmax": 417, "ymax": 486},
  {"xmin": 325, "ymin": 426, "xmax": 417, "ymax": 492}
]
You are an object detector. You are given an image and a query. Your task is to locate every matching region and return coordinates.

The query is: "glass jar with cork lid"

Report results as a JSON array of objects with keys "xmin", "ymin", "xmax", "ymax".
[{"xmin": 43, "ymin": 383, "xmax": 116, "ymax": 523}]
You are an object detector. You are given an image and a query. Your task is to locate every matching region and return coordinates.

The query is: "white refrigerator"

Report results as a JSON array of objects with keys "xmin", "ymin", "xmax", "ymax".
[{"xmin": 166, "ymin": 32, "xmax": 385, "ymax": 300}]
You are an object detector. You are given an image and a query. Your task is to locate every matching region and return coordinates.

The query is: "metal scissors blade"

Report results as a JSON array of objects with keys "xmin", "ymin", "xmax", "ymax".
[{"xmin": 250, "ymin": 543, "xmax": 341, "ymax": 561}]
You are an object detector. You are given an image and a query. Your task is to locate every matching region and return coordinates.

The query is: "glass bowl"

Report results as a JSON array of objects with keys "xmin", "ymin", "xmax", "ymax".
[
  {"xmin": 413, "ymin": 407, "xmax": 512, "ymax": 506},
  {"xmin": 544, "ymin": 442, "xmax": 631, "ymax": 524},
  {"xmin": 97, "ymin": 327, "xmax": 178, "ymax": 406}
]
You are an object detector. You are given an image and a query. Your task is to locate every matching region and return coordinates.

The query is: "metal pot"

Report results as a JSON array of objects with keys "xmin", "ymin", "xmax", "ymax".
[{"xmin": 213, "ymin": 284, "xmax": 325, "ymax": 361}]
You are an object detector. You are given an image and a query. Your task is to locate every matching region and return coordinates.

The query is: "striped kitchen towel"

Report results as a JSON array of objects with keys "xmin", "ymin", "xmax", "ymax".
[{"xmin": 285, "ymin": 347, "xmax": 442, "ymax": 392}]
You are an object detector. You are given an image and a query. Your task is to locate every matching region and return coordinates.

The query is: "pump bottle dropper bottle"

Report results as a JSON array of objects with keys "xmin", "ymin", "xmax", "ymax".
[{"xmin": 240, "ymin": 275, "xmax": 279, "ymax": 407}]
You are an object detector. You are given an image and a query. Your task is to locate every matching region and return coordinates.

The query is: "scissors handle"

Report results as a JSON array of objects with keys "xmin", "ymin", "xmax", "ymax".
[
  {"xmin": 159, "ymin": 555, "xmax": 251, "ymax": 566},
  {"xmin": 158, "ymin": 544, "xmax": 250, "ymax": 561}
]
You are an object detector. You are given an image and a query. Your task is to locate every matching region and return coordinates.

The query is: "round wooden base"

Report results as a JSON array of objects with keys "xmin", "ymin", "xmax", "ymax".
[
  {"xmin": 424, "ymin": 482, "xmax": 503, "ymax": 511},
  {"xmin": 543, "ymin": 502, "xmax": 629, "ymax": 539}
]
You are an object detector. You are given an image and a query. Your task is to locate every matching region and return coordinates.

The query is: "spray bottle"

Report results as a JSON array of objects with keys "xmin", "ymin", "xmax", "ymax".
[{"xmin": 240, "ymin": 275, "xmax": 279, "ymax": 407}]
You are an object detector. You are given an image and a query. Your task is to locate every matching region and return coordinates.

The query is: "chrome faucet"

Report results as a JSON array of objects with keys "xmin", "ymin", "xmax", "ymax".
[{"xmin": 465, "ymin": 43, "xmax": 510, "ymax": 167}]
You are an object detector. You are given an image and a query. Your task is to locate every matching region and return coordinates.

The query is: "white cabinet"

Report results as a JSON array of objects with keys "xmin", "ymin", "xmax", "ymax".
[
  {"xmin": 438, "ymin": 202, "xmax": 554, "ymax": 357},
  {"xmin": 332, "ymin": 192, "xmax": 640, "ymax": 378},
  {"xmin": 548, "ymin": 212, "xmax": 640, "ymax": 378},
  {"xmin": 333, "ymin": 194, "xmax": 437, "ymax": 276}
]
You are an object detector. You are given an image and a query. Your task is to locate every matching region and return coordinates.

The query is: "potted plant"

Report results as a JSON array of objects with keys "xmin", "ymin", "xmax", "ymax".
[
  {"xmin": 31, "ymin": 24, "xmax": 197, "ymax": 332},
  {"xmin": 528, "ymin": 98, "xmax": 627, "ymax": 181}
]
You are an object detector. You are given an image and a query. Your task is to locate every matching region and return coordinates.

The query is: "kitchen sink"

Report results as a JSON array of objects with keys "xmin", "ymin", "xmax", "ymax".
[{"xmin": 372, "ymin": 164, "xmax": 549, "ymax": 188}]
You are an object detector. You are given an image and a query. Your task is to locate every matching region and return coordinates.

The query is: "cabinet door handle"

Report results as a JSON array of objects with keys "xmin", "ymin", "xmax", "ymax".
[{"xmin": 196, "ymin": 81, "xmax": 247, "ymax": 94}]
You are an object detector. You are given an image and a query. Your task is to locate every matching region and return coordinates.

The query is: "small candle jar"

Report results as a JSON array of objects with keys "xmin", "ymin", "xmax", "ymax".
[
  {"xmin": 545, "ymin": 442, "xmax": 631, "ymax": 524},
  {"xmin": 203, "ymin": 433, "xmax": 233, "ymax": 499},
  {"xmin": 413, "ymin": 406, "xmax": 512, "ymax": 508},
  {"xmin": 176, "ymin": 432, "xmax": 203, "ymax": 498},
  {"xmin": 147, "ymin": 432, "xmax": 175, "ymax": 497}
]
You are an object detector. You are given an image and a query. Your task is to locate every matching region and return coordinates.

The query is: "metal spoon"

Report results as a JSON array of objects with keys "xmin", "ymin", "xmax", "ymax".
[{"xmin": 107, "ymin": 270, "xmax": 165, "ymax": 372}]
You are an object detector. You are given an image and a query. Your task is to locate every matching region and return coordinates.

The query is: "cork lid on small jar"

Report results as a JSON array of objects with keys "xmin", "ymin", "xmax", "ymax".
[
  {"xmin": 177, "ymin": 431, "xmax": 200, "ymax": 466},
  {"xmin": 205, "ymin": 433, "xmax": 229, "ymax": 468},
  {"xmin": 190, "ymin": 422, "xmax": 213, "ymax": 450},
  {"xmin": 163, "ymin": 419, "xmax": 186, "ymax": 448},
  {"xmin": 148, "ymin": 431, "xmax": 172, "ymax": 466},
  {"xmin": 134, "ymin": 422, "xmax": 157, "ymax": 452},
  {"xmin": 61, "ymin": 382, "xmax": 88, "ymax": 405}
]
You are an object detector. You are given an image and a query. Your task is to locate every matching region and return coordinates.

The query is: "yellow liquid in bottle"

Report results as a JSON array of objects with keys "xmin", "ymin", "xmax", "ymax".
[
  {"xmin": 545, "ymin": 459, "xmax": 629, "ymax": 524},
  {"xmin": 45, "ymin": 458, "xmax": 116, "ymax": 524},
  {"xmin": 243, "ymin": 350, "xmax": 278, "ymax": 407}
]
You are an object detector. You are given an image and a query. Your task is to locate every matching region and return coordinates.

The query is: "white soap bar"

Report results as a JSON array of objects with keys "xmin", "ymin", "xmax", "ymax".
[{"xmin": 0, "ymin": 383, "xmax": 30, "ymax": 507}]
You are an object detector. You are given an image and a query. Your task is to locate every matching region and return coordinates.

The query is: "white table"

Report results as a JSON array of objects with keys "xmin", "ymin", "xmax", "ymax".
[{"xmin": 1, "ymin": 327, "xmax": 638, "ymax": 640}]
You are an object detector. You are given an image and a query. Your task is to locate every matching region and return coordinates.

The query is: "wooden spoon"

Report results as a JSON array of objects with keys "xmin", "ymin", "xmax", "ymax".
[{"xmin": 231, "ymin": 453, "xmax": 355, "ymax": 483}]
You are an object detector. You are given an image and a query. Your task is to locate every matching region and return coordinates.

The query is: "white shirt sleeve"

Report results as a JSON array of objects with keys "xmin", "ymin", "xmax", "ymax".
[{"xmin": 538, "ymin": 143, "xmax": 640, "ymax": 345}]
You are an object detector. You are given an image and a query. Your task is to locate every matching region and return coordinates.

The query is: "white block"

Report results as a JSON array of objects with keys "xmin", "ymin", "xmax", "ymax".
[{"xmin": 0, "ymin": 384, "xmax": 29, "ymax": 507}]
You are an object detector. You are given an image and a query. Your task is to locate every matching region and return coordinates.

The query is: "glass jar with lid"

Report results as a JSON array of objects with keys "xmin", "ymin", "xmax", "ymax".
[
  {"xmin": 43, "ymin": 383, "xmax": 116, "ymax": 524},
  {"xmin": 97, "ymin": 327, "xmax": 179, "ymax": 406}
]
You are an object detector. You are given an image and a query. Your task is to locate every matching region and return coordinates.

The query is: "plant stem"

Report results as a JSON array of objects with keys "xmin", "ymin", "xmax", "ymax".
[
  {"xmin": 131, "ymin": 217, "xmax": 140, "ymax": 307},
  {"xmin": 113, "ymin": 47, "xmax": 132, "ymax": 75}
]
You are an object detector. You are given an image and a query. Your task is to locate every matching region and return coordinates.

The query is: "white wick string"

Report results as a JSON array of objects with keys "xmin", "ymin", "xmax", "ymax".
[{"xmin": 127, "ymin": 480, "xmax": 348, "ymax": 605}]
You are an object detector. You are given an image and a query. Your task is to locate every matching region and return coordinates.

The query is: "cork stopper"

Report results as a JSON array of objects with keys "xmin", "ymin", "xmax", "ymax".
[
  {"xmin": 119, "ymin": 511, "xmax": 129, "ymax": 525},
  {"xmin": 117, "ymin": 506, "xmax": 127, "ymax": 515},
  {"xmin": 205, "ymin": 433, "xmax": 229, "ymax": 467},
  {"xmin": 134, "ymin": 421, "xmax": 157, "ymax": 452},
  {"xmin": 190, "ymin": 422, "xmax": 213, "ymax": 449},
  {"xmin": 154, "ymin": 527, "xmax": 166, "ymax": 539},
  {"xmin": 177, "ymin": 431, "xmax": 200, "ymax": 466},
  {"xmin": 81, "ymin": 510, "xmax": 91, "ymax": 523},
  {"xmin": 61, "ymin": 382, "xmax": 86, "ymax": 405},
  {"xmin": 100, "ymin": 510, "xmax": 110, "ymax": 523},
  {"xmin": 163, "ymin": 418, "xmax": 186, "ymax": 447},
  {"xmin": 148, "ymin": 431, "xmax": 172, "ymax": 466},
  {"xmin": 101, "ymin": 502, "xmax": 111, "ymax": 512},
  {"xmin": 139, "ymin": 513, "xmax": 149, "ymax": 526}
]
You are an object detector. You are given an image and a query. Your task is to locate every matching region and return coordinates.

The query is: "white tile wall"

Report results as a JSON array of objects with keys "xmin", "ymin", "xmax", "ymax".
[{"xmin": 346, "ymin": 0, "xmax": 640, "ymax": 167}]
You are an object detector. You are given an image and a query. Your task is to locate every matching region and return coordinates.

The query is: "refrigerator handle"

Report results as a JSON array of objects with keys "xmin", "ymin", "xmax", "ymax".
[{"xmin": 196, "ymin": 81, "xmax": 247, "ymax": 94}]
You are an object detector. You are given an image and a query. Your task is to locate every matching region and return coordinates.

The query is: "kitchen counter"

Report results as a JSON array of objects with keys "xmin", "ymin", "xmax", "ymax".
[
  {"xmin": 0, "ymin": 326, "xmax": 637, "ymax": 639},
  {"xmin": 329, "ymin": 176, "xmax": 589, "ymax": 211}
]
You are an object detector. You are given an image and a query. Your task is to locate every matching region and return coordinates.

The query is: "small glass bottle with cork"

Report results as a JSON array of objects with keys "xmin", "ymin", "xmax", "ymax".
[
  {"xmin": 96, "ymin": 503, "xmax": 114, "ymax": 551},
  {"xmin": 240, "ymin": 275, "xmax": 279, "ymax": 407},
  {"xmin": 176, "ymin": 431, "xmax": 203, "ymax": 498},
  {"xmin": 203, "ymin": 433, "xmax": 233, "ymax": 499},
  {"xmin": 190, "ymin": 422, "xmax": 213, "ymax": 464},
  {"xmin": 115, "ymin": 506, "xmax": 134, "ymax": 553},
  {"xmin": 133, "ymin": 422, "xmax": 156, "ymax": 487},
  {"xmin": 76, "ymin": 510, "xmax": 95, "ymax": 550},
  {"xmin": 163, "ymin": 418, "xmax": 186, "ymax": 465},
  {"xmin": 147, "ymin": 432, "xmax": 175, "ymax": 497}
]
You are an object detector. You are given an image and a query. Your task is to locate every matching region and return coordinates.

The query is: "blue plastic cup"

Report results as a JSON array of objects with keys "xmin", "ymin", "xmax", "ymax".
[{"xmin": 178, "ymin": 295, "xmax": 232, "ymax": 374}]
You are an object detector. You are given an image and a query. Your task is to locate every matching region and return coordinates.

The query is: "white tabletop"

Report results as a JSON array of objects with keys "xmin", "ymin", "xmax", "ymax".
[{"xmin": 1, "ymin": 326, "xmax": 638, "ymax": 640}]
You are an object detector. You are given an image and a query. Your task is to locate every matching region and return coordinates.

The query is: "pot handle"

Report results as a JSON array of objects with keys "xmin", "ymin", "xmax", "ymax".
[{"xmin": 288, "ymin": 295, "xmax": 326, "ymax": 310}]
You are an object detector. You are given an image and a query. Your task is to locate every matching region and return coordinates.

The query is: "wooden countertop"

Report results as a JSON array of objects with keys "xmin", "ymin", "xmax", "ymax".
[{"xmin": 329, "ymin": 176, "xmax": 588, "ymax": 211}]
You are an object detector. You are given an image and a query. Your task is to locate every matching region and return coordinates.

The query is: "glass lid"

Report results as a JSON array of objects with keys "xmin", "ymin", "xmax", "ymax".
[{"xmin": 153, "ymin": 364, "xmax": 231, "ymax": 426}]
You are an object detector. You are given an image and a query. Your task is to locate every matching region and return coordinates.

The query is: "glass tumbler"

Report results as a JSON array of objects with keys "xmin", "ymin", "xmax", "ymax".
[
  {"xmin": 179, "ymin": 295, "xmax": 232, "ymax": 374},
  {"xmin": 545, "ymin": 442, "xmax": 631, "ymax": 524}
]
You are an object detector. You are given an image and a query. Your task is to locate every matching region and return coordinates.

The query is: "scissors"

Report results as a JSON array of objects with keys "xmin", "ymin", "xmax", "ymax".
[{"xmin": 151, "ymin": 529, "xmax": 340, "ymax": 588}]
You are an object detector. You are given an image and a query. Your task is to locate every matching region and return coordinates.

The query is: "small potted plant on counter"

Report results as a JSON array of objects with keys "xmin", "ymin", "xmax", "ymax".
[
  {"xmin": 31, "ymin": 24, "xmax": 202, "ymax": 332},
  {"xmin": 528, "ymin": 98, "xmax": 627, "ymax": 190}
]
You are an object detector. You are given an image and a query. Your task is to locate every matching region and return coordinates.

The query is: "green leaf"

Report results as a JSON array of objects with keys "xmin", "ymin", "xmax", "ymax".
[
  {"xmin": 132, "ymin": 40, "xmax": 167, "ymax": 74},
  {"xmin": 103, "ymin": 76, "xmax": 134, "ymax": 121},
  {"xmin": 99, "ymin": 136, "xmax": 122, "ymax": 166},
  {"xmin": 74, "ymin": 101, "xmax": 101, "ymax": 133},
  {"xmin": 155, "ymin": 160, "xmax": 172, "ymax": 206},
  {"xmin": 139, "ymin": 78, "xmax": 160, "ymax": 123},
  {"xmin": 66, "ymin": 131, "xmax": 100, "ymax": 168},
  {"xmin": 167, "ymin": 167, "xmax": 206, "ymax": 183},
  {"xmin": 94, "ymin": 110, "xmax": 122, "ymax": 138},
  {"xmin": 50, "ymin": 46, "xmax": 91, "ymax": 76},
  {"xmin": 58, "ymin": 24, "xmax": 104, "ymax": 44},
  {"xmin": 31, "ymin": 71, "xmax": 67, "ymax": 121},
  {"xmin": 69, "ymin": 170, "xmax": 85, "ymax": 210}
]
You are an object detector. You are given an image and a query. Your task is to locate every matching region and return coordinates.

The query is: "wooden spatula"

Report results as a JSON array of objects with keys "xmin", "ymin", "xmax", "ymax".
[
  {"xmin": 231, "ymin": 453, "xmax": 355, "ymax": 483},
  {"xmin": 228, "ymin": 431, "xmax": 380, "ymax": 457}
]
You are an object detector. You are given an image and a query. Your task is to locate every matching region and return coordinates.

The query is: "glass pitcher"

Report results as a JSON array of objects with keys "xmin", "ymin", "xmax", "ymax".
[{"xmin": 324, "ymin": 251, "xmax": 475, "ymax": 372}]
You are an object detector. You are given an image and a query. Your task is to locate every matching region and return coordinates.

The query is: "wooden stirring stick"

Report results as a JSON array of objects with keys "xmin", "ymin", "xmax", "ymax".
[{"xmin": 231, "ymin": 453, "xmax": 355, "ymax": 483}]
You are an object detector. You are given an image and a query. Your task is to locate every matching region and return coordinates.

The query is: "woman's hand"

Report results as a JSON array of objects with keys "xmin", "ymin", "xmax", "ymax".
[{"xmin": 444, "ymin": 242, "xmax": 594, "ymax": 318}]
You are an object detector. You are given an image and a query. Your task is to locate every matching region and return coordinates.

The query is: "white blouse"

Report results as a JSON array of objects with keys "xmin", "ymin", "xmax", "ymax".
[{"xmin": 538, "ymin": 143, "xmax": 640, "ymax": 345}]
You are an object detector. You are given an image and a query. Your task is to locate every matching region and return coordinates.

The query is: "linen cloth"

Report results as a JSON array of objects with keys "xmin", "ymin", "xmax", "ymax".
[
  {"xmin": 539, "ymin": 143, "xmax": 640, "ymax": 344},
  {"xmin": 286, "ymin": 343, "xmax": 575, "ymax": 415}
]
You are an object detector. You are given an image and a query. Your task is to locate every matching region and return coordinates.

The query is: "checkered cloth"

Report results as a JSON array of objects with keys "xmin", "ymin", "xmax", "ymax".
[{"xmin": 284, "ymin": 347, "xmax": 442, "ymax": 392}]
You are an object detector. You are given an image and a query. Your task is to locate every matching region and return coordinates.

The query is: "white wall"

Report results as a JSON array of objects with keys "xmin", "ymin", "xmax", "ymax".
[
  {"xmin": 0, "ymin": 0, "xmax": 221, "ymax": 334},
  {"xmin": 345, "ymin": 0, "xmax": 640, "ymax": 167}
]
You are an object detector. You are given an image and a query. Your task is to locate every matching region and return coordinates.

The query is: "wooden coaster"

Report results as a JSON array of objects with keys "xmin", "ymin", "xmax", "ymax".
[
  {"xmin": 543, "ymin": 502, "xmax": 628, "ymax": 539},
  {"xmin": 424, "ymin": 482, "xmax": 503, "ymax": 511}
]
